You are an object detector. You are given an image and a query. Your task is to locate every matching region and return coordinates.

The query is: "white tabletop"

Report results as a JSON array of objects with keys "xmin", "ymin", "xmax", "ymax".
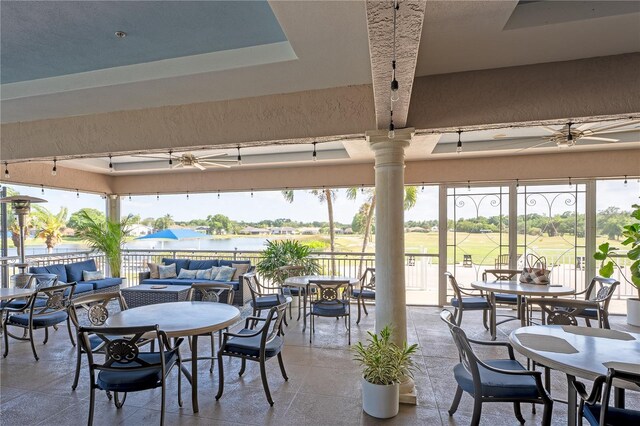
[
  {"xmin": 0, "ymin": 287, "xmax": 35, "ymax": 301},
  {"xmin": 471, "ymin": 280, "xmax": 575, "ymax": 296},
  {"xmin": 510, "ymin": 325, "xmax": 640, "ymax": 386},
  {"xmin": 106, "ymin": 301, "xmax": 240, "ymax": 338},
  {"xmin": 283, "ymin": 275, "xmax": 359, "ymax": 288}
]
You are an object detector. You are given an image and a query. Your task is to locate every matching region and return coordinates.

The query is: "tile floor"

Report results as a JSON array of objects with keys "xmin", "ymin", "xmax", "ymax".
[{"xmin": 1, "ymin": 303, "xmax": 638, "ymax": 425}]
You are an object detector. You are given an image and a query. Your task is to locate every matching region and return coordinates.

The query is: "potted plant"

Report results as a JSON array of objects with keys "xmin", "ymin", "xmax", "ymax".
[
  {"xmin": 256, "ymin": 239, "xmax": 320, "ymax": 282},
  {"xmin": 75, "ymin": 211, "xmax": 133, "ymax": 278},
  {"xmin": 594, "ymin": 203, "xmax": 640, "ymax": 326},
  {"xmin": 352, "ymin": 325, "xmax": 419, "ymax": 419}
]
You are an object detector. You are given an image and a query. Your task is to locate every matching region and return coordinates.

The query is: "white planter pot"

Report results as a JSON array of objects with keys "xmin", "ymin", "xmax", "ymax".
[
  {"xmin": 627, "ymin": 298, "xmax": 640, "ymax": 327},
  {"xmin": 361, "ymin": 377, "xmax": 399, "ymax": 419}
]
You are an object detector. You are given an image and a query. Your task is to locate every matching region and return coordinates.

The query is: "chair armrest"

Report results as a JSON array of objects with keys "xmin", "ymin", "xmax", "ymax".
[
  {"xmin": 224, "ymin": 329, "xmax": 262, "ymax": 339},
  {"xmin": 458, "ymin": 286, "xmax": 483, "ymax": 296},
  {"xmin": 570, "ymin": 375, "xmax": 606, "ymax": 405},
  {"xmin": 139, "ymin": 271, "xmax": 151, "ymax": 281},
  {"xmin": 244, "ymin": 316, "xmax": 267, "ymax": 329},
  {"xmin": 468, "ymin": 338, "xmax": 515, "ymax": 359}
]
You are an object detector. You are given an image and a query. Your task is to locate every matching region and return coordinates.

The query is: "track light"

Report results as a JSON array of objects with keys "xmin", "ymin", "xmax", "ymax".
[
  {"xmin": 52, "ymin": 159, "xmax": 57, "ymax": 176},
  {"xmin": 108, "ymin": 154, "xmax": 113, "ymax": 172},
  {"xmin": 237, "ymin": 147, "xmax": 242, "ymax": 165},
  {"xmin": 3, "ymin": 163, "xmax": 8, "ymax": 179},
  {"xmin": 312, "ymin": 142, "xmax": 317, "ymax": 161},
  {"xmin": 456, "ymin": 130, "xmax": 463, "ymax": 154}
]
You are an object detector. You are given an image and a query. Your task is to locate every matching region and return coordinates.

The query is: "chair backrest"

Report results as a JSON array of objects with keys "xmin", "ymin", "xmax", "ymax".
[
  {"xmin": 275, "ymin": 265, "xmax": 306, "ymax": 285},
  {"xmin": 78, "ymin": 324, "xmax": 173, "ymax": 379},
  {"xmin": 495, "ymin": 254, "xmax": 510, "ymax": 268},
  {"xmin": 69, "ymin": 291, "xmax": 128, "ymax": 331},
  {"xmin": 444, "ymin": 272, "xmax": 463, "ymax": 301},
  {"xmin": 188, "ymin": 283, "xmax": 234, "ymax": 305},
  {"xmin": 526, "ymin": 298, "xmax": 601, "ymax": 327},
  {"xmin": 243, "ymin": 273, "xmax": 267, "ymax": 307},
  {"xmin": 259, "ymin": 303, "xmax": 288, "ymax": 347},
  {"xmin": 360, "ymin": 268, "xmax": 376, "ymax": 291},
  {"xmin": 585, "ymin": 277, "xmax": 620, "ymax": 309},
  {"xmin": 588, "ymin": 368, "xmax": 640, "ymax": 425},
  {"xmin": 24, "ymin": 273, "xmax": 58, "ymax": 290},
  {"xmin": 309, "ymin": 280, "xmax": 350, "ymax": 306},
  {"xmin": 439, "ymin": 310, "xmax": 482, "ymax": 390},
  {"xmin": 28, "ymin": 282, "xmax": 76, "ymax": 318},
  {"xmin": 482, "ymin": 269, "xmax": 520, "ymax": 281}
]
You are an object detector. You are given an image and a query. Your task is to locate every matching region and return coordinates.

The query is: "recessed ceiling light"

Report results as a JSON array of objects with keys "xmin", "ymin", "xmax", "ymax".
[{"xmin": 115, "ymin": 31, "xmax": 127, "ymax": 39}]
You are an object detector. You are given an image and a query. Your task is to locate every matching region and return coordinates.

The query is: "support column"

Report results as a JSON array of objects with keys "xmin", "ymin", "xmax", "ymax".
[{"xmin": 366, "ymin": 128, "xmax": 416, "ymax": 405}]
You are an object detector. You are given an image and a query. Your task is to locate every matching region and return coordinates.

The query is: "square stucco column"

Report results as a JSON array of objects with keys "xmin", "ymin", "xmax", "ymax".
[{"xmin": 366, "ymin": 128, "xmax": 413, "ymax": 342}]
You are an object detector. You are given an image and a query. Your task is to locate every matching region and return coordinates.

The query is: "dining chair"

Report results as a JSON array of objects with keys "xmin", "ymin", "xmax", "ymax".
[
  {"xmin": 77, "ymin": 324, "xmax": 183, "ymax": 426},
  {"xmin": 187, "ymin": 283, "xmax": 234, "ymax": 372},
  {"xmin": 573, "ymin": 276, "xmax": 620, "ymax": 329},
  {"xmin": 308, "ymin": 279, "xmax": 351, "ymax": 345},
  {"xmin": 68, "ymin": 291, "xmax": 130, "ymax": 390},
  {"xmin": 216, "ymin": 303, "xmax": 288, "ymax": 406},
  {"xmin": 440, "ymin": 309, "xmax": 553, "ymax": 426},
  {"xmin": 0, "ymin": 273, "xmax": 58, "ymax": 310},
  {"xmin": 482, "ymin": 268, "xmax": 522, "ymax": 311},
  {"xmin": 351, "ymin": 267, "xmax": 375, "ymax": 324},
  {"xmin": 570, "ymin": 367, "xmax": 640, "ymax": 426},
  {"xmin": 2, "ymin": 282, "xmax": 76, "ymax": 360},
  {"xmin": 445, "ymin": 272, "xmax": 491, "ymax": 330},
  {"xmin": 276, "ymin": 265, "xmax": 306, "ymax": 320},
  {"xmin": 244, "ymin": 273, "xmax": 291, "ymax": 327}
]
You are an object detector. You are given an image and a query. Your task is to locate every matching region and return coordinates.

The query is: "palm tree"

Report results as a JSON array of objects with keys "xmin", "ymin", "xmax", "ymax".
[
  {"xmin": 75, "ymin": 210, "xmax": 133, "ymax": 277},
  {"xmin": 282, "ymin": 188, "xmax": 337, "ymax": 273},
  {"xmin": 32, "ymin": 206, "xmax": 68, "ymax": 253}
]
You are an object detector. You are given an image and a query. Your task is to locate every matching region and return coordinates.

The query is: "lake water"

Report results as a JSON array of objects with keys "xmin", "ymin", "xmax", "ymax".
[{"xmin": 5, "ymin": 237, "xmax": 273, "ymax": 257}]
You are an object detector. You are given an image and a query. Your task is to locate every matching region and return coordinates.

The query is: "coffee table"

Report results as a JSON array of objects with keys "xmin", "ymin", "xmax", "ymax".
[{"xmin": 121, "ymin": 284, "xmax": 190, "ymax": 308}]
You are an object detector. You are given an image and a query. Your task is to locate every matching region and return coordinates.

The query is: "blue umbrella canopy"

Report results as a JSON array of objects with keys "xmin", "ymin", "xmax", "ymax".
[{"xmin": 136, "ymin": 228, "xmax": 209, "ymax": 240}]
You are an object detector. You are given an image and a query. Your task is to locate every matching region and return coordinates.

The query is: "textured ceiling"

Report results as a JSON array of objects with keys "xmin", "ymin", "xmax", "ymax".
[{"xmin": 1, "ymin": 0, "xmax": 286, "ymax": 84}]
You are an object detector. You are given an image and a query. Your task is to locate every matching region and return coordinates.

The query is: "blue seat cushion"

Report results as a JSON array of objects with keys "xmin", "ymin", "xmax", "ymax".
[
  {"xmin": 8, "ymin": 310, "xmax": 68, "ymax": 328},
  {"xmin": 65, "ymin": 259, "xmax": 97, "ymax": 283},
  {"xmin": 30, "ymin": 264, "xmax": 68, "ymax": 283},
  {"xmin": 161, "ymin": 258, "xmax": 190, "ymax": 275},
  {"xmin": 495, "ymin": 293, "xmax": 518, "ymax": 303},
  {"xmin": 451, "ymin": 297, "xmax": 491, "ymax": 310},
  {"xmin": 579, "ymin": 308, "xmax": 598, "ymax": 318},
  {"xmin": 311, "ymin": 302, "xmax": 349, "ymax": 316},
  {"xmin": 141, "ymin": 278, "xmax": 239, "ymax": 291},
  {"xmin": 454, "ymin": 359, "xmax": 540, "ymax": 398},
  {"xmin": 187, "ymin": 259, "xmax": 219, "ymax": 270},
  {"xmin": 352, "ymin": 289, "xmax": 376, "ymax": 299},
  {"xmin": 96, "ymin": 351, "xmax": 178, "ymax": 392},
  {"xmin": 285, "ymin": 287, "xmax": 304, "ymax": 296},
  {"xmin": 253, "ymin": 294, "xmax": 288, "ymax": 308},
  {"xmin": 69, "ymin": 283, "xmax": 94, "ymax": 295},
  {"xmin": 583, "ymin": 403, "xmax": 640, "ymax": 426},
  {"xmin": 224, "ymin": 329, "xmax": 283, "ymax": 358},
  {"xmin": 86, "ymin": 278, "xmax": 122, "ymax": 290},
  {"xmin": 1, "ymin": 298, "xmax": 47, "ymax": 310}
]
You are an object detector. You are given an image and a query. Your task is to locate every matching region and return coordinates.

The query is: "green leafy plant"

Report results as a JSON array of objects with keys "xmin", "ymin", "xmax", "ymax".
[
  {"xmin": 256, "ymin": 239, "xmax": 320, "ymax": 282},
  {"xmin": 352, "ymin": 325, "xmax": 419, "ymax": 386},
  {"xmin": 75, "ymin": 210, "xmax": 133, "ymax": 278},
  {"xmin": 594, "ymin": 203, "xmax": 640, "ymax": 298}
]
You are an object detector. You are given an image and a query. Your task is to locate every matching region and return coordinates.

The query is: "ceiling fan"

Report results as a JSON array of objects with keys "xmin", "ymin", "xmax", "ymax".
[
  {"xmin": 133, "ymin": 152, "xmax": 237, "ymax": 170},
  {"xmin": 536, "ymin": 120, "xmax": 638, "ymax": 148}
]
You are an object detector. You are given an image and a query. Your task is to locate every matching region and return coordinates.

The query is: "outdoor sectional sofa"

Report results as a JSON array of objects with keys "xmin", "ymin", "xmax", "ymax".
[
  {"xmin": 138, "ymin": 258, "xmax": 253, "ymax": 306},
  {"xmin": 29, "ymin": 258, "xmax": 122, "ymax": 297}
]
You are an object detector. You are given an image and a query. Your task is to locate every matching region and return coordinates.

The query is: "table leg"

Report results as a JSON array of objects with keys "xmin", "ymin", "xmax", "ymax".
[
  {"xmin": 490, "ymin": 292, "xmax": 497, "ymax": 341},
  {"xmin": 614, "ymin": 387, "xmax": 625, "ymax": 409},
  {"xmin": 191, "ymin": 335, "xmax": 199, "ymax": 413},
  {"xmin": 567, "ymin": 374, "xmax": 577, "ymax": 426},
  {"xmin": 302, "ymin": 284, "xmax": 309, "ymax": 332}
]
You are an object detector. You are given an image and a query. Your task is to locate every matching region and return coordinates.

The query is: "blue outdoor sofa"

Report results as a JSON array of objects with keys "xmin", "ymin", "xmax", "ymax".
[
  {"xmin": 29, "ymin": 258, "xmax": 122, "ymax": 297},
  {"xmin": 138, "ymin": 258, "xmax": 253, "ymax": 306}
]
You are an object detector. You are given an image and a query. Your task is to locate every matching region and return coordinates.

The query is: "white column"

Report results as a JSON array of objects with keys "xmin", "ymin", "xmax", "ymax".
[{"xmin": 367, "ymin": 128, "xmax": 416, "ymax": 404}]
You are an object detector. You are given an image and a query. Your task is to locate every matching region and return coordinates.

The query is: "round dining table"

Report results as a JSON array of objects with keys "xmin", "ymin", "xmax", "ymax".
[
  {"xmin": 471, "ymin": 280, "xmax": 575, "ymax": 340},
  {"xmin": 283, "ymin": 275, "xmax": 359, "ymax": 331},
  {"xmin": 510, "ymin": 325, "xmax": 640, "ymax": 426},
  {"xmin": 0, "ymin": 287, "xmax": 35, "ymax": 301},
  {"xmin": 106, "ymin": 301, "xmax": 240, "ymax": 413}
]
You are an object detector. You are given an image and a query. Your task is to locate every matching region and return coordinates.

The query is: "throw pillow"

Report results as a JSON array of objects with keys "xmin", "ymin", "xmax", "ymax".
[
  {"xmin": 231, "ymin": 263, "xmax": 250, "ymax": 280},
  {"xmin": 83, "ymin": 270, "xmax": 105, "ymax": 281},
  {"xmin": 147, "ymin": 262, "xmax": 162, "ymax": 279},
  {"xmin": 215, "ymin": 266, "xmax": 236, "ymax": 282},
  {"xmin": 208, "ymin": 266, "xmax": 221, "ymax": 280},
  {"xmin": 177, "ymin": 269, "xmax": 198, "ymax": 279},
  {"xmin": 158, "ymin": 263, "xmax": 177, "ymax": 279},
  {"xmin": 195, "ymin": 269, "xmax": 210, "ymax": 280}
]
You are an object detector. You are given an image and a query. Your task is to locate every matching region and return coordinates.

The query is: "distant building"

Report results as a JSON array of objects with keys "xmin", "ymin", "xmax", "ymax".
[
  {"xmin": 270, "ymin": 227, "xmax": 297, "ymax": 235},
  {"xmin": 343, "ymin": 228, "xmax": 354, "ymax": 234},
  {"xmin": 407, "ymin": 226, "xmax": 428, "ymax": 233},
  {"xmin": 129, "ymin": 224, "xmax": 153, "ymax": 237},
  {"xmin": 300, "ymin": 227, "xmax": 320, "ymax": 235},
  {"xmin": 239, "ymin": 226, "xmax": 264, "ymax": 235}
]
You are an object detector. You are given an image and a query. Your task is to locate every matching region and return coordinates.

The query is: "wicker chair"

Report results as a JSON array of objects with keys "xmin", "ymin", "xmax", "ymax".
[
  {"xmin": 187, "ymin": 283, "xmax": 234, "ymax": 372},
  {"xmin": 2, "ymin": 282, "xmax": 76, "ymax": 360},
  {"xmin": 445, "ymin": 272, "xmax": 491, "ymax": 330}
]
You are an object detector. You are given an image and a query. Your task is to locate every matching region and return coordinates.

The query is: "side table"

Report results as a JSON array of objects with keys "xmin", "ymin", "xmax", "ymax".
[{"xmin": 121, "ymin": 284, "xmax": 190, "ymax": 308}]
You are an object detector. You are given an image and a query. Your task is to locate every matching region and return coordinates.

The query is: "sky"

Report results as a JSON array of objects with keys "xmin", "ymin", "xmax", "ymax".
[{"xmin": 2, "ymin": 179, "xmax": 638, "ymax": 224}]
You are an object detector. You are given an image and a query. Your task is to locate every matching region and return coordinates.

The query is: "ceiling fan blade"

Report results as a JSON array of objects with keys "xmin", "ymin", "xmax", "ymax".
[
  {"xmin": 198, "ymin": 153, "xmax": 228, "ymax": 159},
  {"xmin": 200, "ymin": 161, "xmax": 232, "ymax": 168},
  {"xmin": 576, "ymin": 122, "xmax": 596, "ymax": 131},
  {"xmin": 585, "ymin": 120, "xmax": 640, "ymax": 135},
  {"xmin": 131, "ymin": 154, "xmax": 169, "ymax": 160},
  {"xmin": 540, "ymin": 126, "xmax": 559, "ymax": 134},
  {"xmin": 580, "ymin": 136, "xmax": 619, "ymax": 143},
  {"xmin": 171, "ymin": 163, "xmax": 183, "ymax": 169},
  {"xmin": 514, "ymin": 140, "xmax": 555, "ymax": 153},
  {"xmin": 194, "ymin": 163, "xmax": 206, "ymax": 170}
]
